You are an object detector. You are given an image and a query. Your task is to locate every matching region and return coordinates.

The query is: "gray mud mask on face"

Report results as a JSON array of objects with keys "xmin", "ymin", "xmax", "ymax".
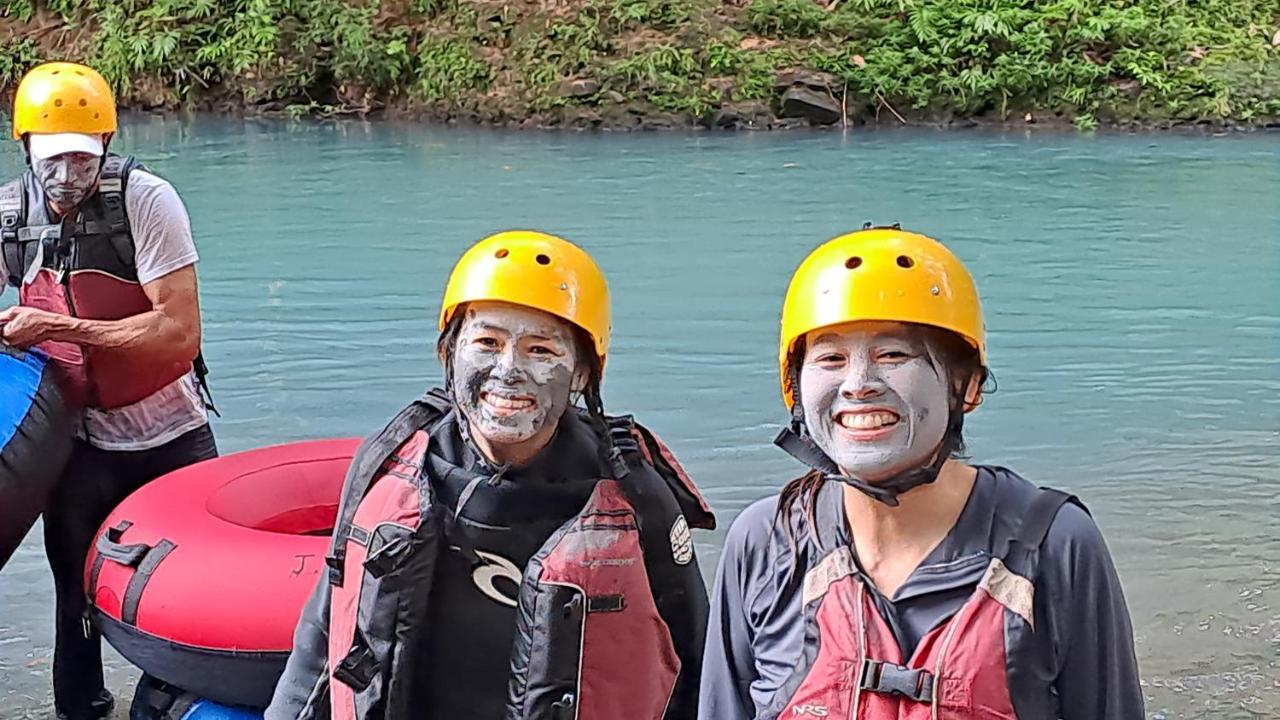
[
  {"xmin": 449, "ymin": 306, "xmax": 581, "ymax": 450},
  {"xmin": 33, "ymin": 154, "xmax": 101, "ymax": 209},
  {"xmin": 799, "ymin": 333, "xmax": 950, "ymax": 482},
  {"xmin": 775, "ymin": 329, "xmax": 964, "ymax": 506}
]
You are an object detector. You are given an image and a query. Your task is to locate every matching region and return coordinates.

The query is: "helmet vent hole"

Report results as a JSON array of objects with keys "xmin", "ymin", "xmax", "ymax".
[
  {"xmin": 494, "ymin": 248, "xmax": 509, "ymax": 259},
  {"xmin": 79, "ymin": 99, "xmax": 88, "ymax": 107},
  {"xmin": 896, "ymin": 255, "xmax": 915, "ymax": 268},
  {"xmin": 51, "ymin": 70, "xmax": 60, "ymax": 75},
  {"xmin": 93, "ymin": 112, "xmax": 100, "ymax": 119},
  {"xmin": 535, "ymin": 254, "xmax": 551, "ymax": 266},
  {"xmin": 845, "ymin": 256, "xmax": 862, "ymax": 269},
  {"xmin": 54, "ymin": 98, "xmax": 63, "ymax": 107}
]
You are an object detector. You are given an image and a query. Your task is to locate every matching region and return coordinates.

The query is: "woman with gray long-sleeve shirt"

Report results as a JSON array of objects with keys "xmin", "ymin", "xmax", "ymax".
[{"xmin": 699, "ymin": 227, "xmax": 1143, "ymax": 720}]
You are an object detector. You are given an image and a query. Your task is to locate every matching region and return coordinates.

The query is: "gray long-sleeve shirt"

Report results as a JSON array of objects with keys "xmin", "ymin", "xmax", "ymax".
[{"xmin": 698, "ymin": 466, "xmax": 1145, "ymax": 720}]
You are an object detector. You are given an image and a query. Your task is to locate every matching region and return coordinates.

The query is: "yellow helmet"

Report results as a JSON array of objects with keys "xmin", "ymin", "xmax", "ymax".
[
  {"xmin": 12, "ymin": 62, "xmax": 117, "ymax": 141},
  {"xmin": 439, "ymin": 230, "xmax": 612, "ymax": 369},
  {"xmin": 779, "ymin": 227, "xmax": 985, "ymax": 408}
]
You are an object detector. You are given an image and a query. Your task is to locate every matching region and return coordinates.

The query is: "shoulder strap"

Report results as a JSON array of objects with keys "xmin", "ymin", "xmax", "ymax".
[
  {"xmin": 325, "ymin": 388, "xmax": 453, "ymax": 586},
  {"xmin": 0, "ymin": 179, "xmax": 27, "ymax": 286},
  {"xmin": 607, "ymin": 414, "xmax": 716, "ymax": 530},
  {"xmin": 1010, "ymin": 487, "xmax": 1085, "ymax": 553},
  {"xmin": 98, "ymin": 154, "xmax": 134, "ymax": 190},
  {"xmin": 97, "ymin": 154, "xmax": 137, "ymax": 269},
  {"xmin": 0, "ymin": 179, "xmax": 24, "ymax": 221}
]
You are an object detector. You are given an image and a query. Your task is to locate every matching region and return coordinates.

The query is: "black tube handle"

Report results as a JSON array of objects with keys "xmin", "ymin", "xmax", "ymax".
[{"xmin": 95, "ymin": 521, "xmax": 150, "ymax": 567}]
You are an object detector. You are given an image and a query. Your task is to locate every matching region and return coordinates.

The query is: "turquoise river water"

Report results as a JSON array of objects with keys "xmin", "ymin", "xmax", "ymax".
[{"xmin": 0, "ymin": 119, "xmax": 1277, "ymax": 718}]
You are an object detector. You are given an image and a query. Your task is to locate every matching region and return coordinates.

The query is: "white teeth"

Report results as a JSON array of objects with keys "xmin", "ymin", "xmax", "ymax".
[
  {"xmin": 840, "ymin": 412, "xmax": 898, "ymax": 430},
  {"xmin": 484, "ymin": 394, "xmax": 534, "ymax": 410}
]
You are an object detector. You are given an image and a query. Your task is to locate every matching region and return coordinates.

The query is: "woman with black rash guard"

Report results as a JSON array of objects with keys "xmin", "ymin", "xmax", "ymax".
[
  {"xmin": 699, "ymin": 227, "xmax": 1144, "ymax": 720},
  {"xmin": 267, "ymin": 230, "xmax": 714, "ymax": 720}
]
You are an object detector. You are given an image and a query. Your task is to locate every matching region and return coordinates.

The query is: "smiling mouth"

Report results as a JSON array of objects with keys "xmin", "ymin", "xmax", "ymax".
[
  {"xmin": 481, "ymin": 391, "xmax": 535, "ymax": 415},
  {"xmin": 835, "ymin": 409, "xmax": 901, "ymax": 432}
]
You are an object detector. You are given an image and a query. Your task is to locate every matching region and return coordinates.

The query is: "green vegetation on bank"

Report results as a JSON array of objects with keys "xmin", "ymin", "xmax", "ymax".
[{"xmin": 2, "ymin": 0, "xmax": 1278, "ymax": 128}]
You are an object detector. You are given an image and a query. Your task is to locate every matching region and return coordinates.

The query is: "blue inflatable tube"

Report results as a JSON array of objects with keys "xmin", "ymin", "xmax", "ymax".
[
  {"xmin": 131, "ymin": 675, "xmax": 265, "ymax": 720},
  {"xmin": 180, "ymin": 699, "xmax": 264, "ymax": 720},
  {"xmin": 0, "ymin": 342, "xmax": 71, "ymax": 570}
]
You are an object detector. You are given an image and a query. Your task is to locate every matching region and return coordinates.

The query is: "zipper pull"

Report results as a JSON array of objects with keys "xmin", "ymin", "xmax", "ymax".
[{"xmin": 551, "ymin": 692, "xmax": 576, "ymax": 720}]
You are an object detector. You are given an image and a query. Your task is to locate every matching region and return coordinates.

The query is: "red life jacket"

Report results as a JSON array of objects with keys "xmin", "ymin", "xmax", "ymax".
[
  {"xmin": 764, "ymin": 482, "xmax": 1075, "ymax": 720},
  {"xmin": 316, "ymin": 391, "xmax": 715, "ymax": 720},
  {"xmin": 0, "ymin": 156, "xmax": 198, "ymax": 411}
]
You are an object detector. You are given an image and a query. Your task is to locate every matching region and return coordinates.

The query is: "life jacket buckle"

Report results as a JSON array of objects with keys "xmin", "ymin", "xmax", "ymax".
[
  {"xmin": 364, "ymin": 534, "xmax": 411, "ymax": 579},
  {"xmin": 858, "ymin": 659, "xmax": 936, "ymax": 703},
  {"xmin": 326, "ymin": 554, "xmax": 344, "ymax": 587},
  {"xmin": 333, "ymin": 640, "xmax": 379, "ymax": 692}
]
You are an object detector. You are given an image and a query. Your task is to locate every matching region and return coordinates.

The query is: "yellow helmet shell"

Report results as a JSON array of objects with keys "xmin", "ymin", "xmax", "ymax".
[
  {"xmin": 12, "ymin": 62, "xmax": 117, "ymax": 140},
  {"xmin": 779, "ymin": 227, "xmax": 985, "ymax": 408},
  {"xmin": 439, "ymin": 230, "xmax": 611, "ymax": 370}
]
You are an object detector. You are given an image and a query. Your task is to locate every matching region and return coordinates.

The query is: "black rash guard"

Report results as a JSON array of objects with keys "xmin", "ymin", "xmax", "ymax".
[{"xmin": 419, "ymin": 412, "xmax": 605, "ymax": 718}]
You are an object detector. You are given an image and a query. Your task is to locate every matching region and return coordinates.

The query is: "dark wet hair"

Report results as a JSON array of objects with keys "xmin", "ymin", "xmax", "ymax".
[
  {"xmin": 435, "ymin": 310, "xmax": 605, "ymax": 422},
  {"xmin": 774, "ymin": 323, "xmax": 994, "ymax": 547}
]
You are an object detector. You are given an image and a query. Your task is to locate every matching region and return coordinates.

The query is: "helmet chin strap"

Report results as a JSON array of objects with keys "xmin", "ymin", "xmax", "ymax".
[{"xmin": 774, "ymin": 404, "xmax": 965, "ymax": 507}]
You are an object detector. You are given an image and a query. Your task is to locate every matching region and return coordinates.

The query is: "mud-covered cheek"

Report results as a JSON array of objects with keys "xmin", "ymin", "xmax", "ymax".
[
  {"xmin": 885, "ymin": 362, "xmax": 949, "ymax": 437},
  {"xmin": 798, "ymin": 367, "xmax": 842, "ymax": 433},
  {"xmin": 549, "ymin": 366, "xmax": 575, "ymax": 399},
  {"xmin": 450, "ymin": 347, "xmax": 493, "ymax": 408},
  {"xmin": 34, "ymin": 158, "xmax": 99, "ymax": 202}
]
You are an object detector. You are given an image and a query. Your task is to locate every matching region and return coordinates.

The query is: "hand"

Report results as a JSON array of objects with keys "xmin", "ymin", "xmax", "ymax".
[{"xmin": 0, "ymin": 306, "xmax": 68, "ymax": 348}]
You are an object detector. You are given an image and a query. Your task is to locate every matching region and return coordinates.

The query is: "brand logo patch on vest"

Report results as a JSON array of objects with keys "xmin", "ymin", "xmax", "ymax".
[
  {"xmin": 791, "ymin": 705, "xmax": 829, "ymax": 717},
  {"xmin": 670, "ymin": 516, "xmax": 693, "ymax": 566},
  {"xmin": 472, "ymin": 550, "xmax": 521, "ymax": 608}
]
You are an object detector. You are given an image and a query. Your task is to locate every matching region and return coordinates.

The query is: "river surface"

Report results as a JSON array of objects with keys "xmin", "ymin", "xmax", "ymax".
[{"xmin": 0, "ymin": 119, "xmax": 1276, "ymax": 719}]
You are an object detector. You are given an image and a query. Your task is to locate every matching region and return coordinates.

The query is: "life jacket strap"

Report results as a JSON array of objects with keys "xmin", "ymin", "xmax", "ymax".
[
  {"xmin": 606, "ymin": 415, "xmax": 640, "ymax": 479},
  {"xmin": 98, "ymin": 155, "xmax": 131, "ymax": 236},
  {"xmin": 325, "ymin": 388, "xmax": 453, "ymax": 587},
  {"xmin": 193, "ymin": 352, "xmax": 220, "ymax": 417},
  {"xmin": 858, "ymin": 659, "xmax": 936, "ymax": 703},
  {"xmin": 0, "ymin": 180, "xmax": 26, "ymax": 286}
]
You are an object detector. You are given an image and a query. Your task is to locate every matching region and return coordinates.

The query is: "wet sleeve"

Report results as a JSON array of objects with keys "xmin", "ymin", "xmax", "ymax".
[
  {"xmin": 265, "ymin": 576, "xmax": 333, "ymax": 720},
  {"xmin": 124, "ymin": 171, "xmax": 199, "ymax": 285},
  {"xmin": 626, "ymin": 453, "xmax": 712, "ymax": 720},
  {"xmin": 1041, "ymin": 504, "xmax": 1145, "ymax": 720},
  {"xmin": 657, "ymin": 549, "xmax": 711, "ymax": 720},
  {"xmin": 698, "ymin": 500, "xmax": 774, "ymax": 720}
]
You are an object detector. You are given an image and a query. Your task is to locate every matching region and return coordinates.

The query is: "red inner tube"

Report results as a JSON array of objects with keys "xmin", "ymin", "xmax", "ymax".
[
  {"xmin": 87, "ymin": 438, "xmax": 359, "ymax": 653},
  {"xmin": 205, "ymin": 459, "xmax": 342, "ymax": 536}
]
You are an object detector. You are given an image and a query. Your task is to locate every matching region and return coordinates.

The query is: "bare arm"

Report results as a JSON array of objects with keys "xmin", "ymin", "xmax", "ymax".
[{"xmin": 46, "ymin": 264, "xmax": 201, "ymax": 363}]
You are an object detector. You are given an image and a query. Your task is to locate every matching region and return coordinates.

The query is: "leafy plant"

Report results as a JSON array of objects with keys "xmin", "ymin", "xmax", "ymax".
[
  {"xmin": 605, "ymin": 0, "xmax": 700, "ymax": 31},
  {"xmin": 0, "ymin": 37, "xmax": 41, "ymax": 86},
  {"xmin": 416, "ymin": 38, "xmax": 491, "ymax": 102},
  {"xmin": 747, "ymin": 0, "xmax": 826, "ymax": 38},
  {"xmin": 0, "ymin": 0, "xmax": 1274, "ymax": 124}
]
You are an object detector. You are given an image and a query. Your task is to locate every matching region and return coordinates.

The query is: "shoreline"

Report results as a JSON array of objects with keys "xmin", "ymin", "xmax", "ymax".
[{"xmin": 111, "ymin": 103, "xmax": 1280, "ymax": 136}]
